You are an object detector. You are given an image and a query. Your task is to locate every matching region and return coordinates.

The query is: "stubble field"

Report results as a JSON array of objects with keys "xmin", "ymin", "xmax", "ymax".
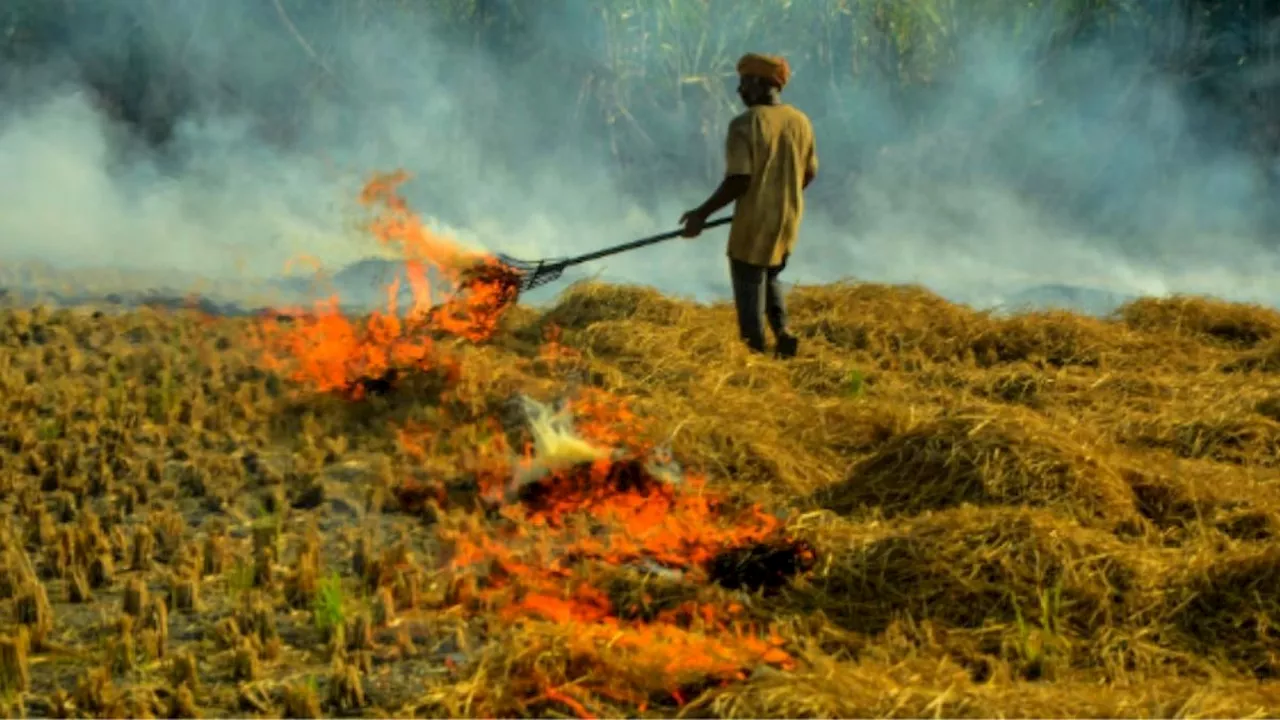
[{"xmin": 4, "ymin": 177, "xmax": 1280, "ymax": 718}]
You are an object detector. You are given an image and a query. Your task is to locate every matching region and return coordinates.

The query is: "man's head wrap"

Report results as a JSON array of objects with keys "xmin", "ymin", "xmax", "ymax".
[{"xmin": 736, "ymin": 53, "xmax": 790, "ymax": 90}]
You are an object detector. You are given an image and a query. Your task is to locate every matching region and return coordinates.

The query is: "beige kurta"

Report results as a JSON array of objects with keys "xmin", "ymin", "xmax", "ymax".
[{"xmin": 723, "ymin": 103, "xmax": 818, "ymax": 268}]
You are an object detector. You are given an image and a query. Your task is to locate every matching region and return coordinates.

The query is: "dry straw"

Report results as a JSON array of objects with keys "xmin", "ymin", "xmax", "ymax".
[{"xmin": 3, "ymin": 279, "xmax": 1280, "ymax": 716}]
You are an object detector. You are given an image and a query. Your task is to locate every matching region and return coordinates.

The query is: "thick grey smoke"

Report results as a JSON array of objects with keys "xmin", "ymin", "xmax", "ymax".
[{"xmin": 0, "ymin": 1, "xmax": 1276, "ymax": 313}]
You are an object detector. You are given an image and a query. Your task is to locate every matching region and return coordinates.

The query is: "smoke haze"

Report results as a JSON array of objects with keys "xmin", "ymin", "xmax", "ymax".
[{"xmin": 0, "ymin": 0, "xmax": 1276, "ymax": 313}]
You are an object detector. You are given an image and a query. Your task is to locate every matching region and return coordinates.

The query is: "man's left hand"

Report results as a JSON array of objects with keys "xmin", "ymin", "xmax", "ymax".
[{"xmin": 680, "ymin": 210, "xmax": 707, "ymax": 238}]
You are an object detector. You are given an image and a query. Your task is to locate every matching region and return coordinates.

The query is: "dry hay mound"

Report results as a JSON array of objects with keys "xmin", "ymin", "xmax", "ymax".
[
  {"xmin": 698, "ymin": 653, "xmax": 976, "ymax": 718},
  {"xmin": 539, "ymin": 282, "xmax": 696, "ymax": 330},
  {"xmin": 1118, "ymin": 295, "xmax": 1280, "ymax": 348},
  {"xmin": 1131, "ymin": 413, "xmax": 1280, "ymax": 466},
  {"xmin": 1257, "ymin": 394, "xmax": 1280, "ymax": 422},
  {"xmin": 971, "ymin": 311, "xmax": 1120, "ymax": 368},
  {"xmin": 811, "ymin": 406, "xmax": 1139, "ymax": 525},
  {"xmin": 792, "ymin": 506, "xmax": 1155, "ymax": 638},
  {"xmin": 974, "ymin": 367, "xmax": 1057, "ymax": 408},
  {"xmin": 1165, "ymin": 544, "xmax": 1280, "ymax": 678},
  {"xmin": 573, "ymin": 317, "xmax": 737, "ymax": 385},
  {"xmin": 702, "ymin": 653, "xmax": 1280, "ymax": 718},
  {"xmin": 786, "ymin": 283, "xmax": 1134, "ymax": 370},
  {"xmin": 1125, "ymin": 457, "xmax": 1280, "ymax": 541},
  {"xmin": 786, "ymin": 282, "xmax": 986, "ymax": 364},
  {"xmin": 660, "ymin": 397, "xmax": 907, "ymax": 497},
  {"xmin": 1221, "ymin": 339, "xmax": 1280, "ymax": 373}
]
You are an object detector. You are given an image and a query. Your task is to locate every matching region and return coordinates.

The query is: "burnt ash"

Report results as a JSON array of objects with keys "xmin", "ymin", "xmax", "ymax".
[
  {"xmin": 347, "ymin": 369, "xmax": 399, "ymax": 398},
  {"xmin": 707, "ymin": 539, "xmax": 817, "ymax": 594},
  {"xmin": 394, "ymin": 475, "xmax": 491, "ymax": 516},
  {"xmin": 516, "ymin": 458, "xmax": 669, "ymax": 515}
]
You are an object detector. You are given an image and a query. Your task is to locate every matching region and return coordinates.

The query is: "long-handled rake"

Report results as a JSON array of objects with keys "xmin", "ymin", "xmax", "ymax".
[{"xmin": 489, "ymin": 216, "xmax": 733, "ymax": 293}]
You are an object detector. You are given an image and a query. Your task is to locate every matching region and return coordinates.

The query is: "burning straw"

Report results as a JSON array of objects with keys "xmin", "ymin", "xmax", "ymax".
[
  {"xmin": 420, "ymin": 394, "xmax": 813, "ymax": 715},
  {"xmin": 254, "ymin": 170, "xmax": 523, "ymax": 398}
]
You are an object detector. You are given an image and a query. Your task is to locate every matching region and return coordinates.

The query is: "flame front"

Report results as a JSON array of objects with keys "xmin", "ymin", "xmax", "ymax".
[
  {"xmin": 254, "ymin": 170, "xmax": 522, "ymax": 397},
  {"xmin": 422, "ymin": 393, "xmax": 806, "ymax": 713}
]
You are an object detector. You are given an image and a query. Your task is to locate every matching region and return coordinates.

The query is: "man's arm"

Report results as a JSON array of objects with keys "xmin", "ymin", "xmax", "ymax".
[
  {"xmin": 680, "ymin": 175, "xmax": 749, "ymax": 237},
  {"xmin": 693, "ymin": 174, "xmax": 751, "ymax": 218},
  {"xmin": 682, "ymin": 116, "xmax": 752, "ymax": 237}
]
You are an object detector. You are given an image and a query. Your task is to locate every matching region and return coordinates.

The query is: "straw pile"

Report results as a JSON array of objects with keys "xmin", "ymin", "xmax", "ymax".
[
  {"xmin": 790, "ymin": 506, "xmax": 1157, "ymax": 635},
  {"xmin": 814, "ymin": 407, "xmax": 1139, "ymax": 524},
  {"xmin": 1119, "ymin": 295, "xmax": 1280, "ymax": 348},
  {"xmin": 1165, "ymin": 544, "xmax": 1280, "ymax": 677}
]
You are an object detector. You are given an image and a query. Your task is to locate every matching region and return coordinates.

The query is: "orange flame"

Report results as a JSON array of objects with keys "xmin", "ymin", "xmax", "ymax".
[
  {"xmin": 428, "ymin": 390, "xmax": 798, "ymax": 710},
  {"xmin": 255, "ymin": 171, "xmax": 523, "ymax": 398}
]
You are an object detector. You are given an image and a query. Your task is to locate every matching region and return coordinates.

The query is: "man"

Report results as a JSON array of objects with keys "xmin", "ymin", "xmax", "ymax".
[{"xmin": 681, "ymin": 52, "xmax": 817, "ymax": 359}]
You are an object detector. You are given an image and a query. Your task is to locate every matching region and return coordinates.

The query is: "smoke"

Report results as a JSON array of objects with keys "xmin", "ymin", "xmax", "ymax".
[
  {"xmin": 0, "ymin": 0, "xmax": 1277, "ymax": 312},
  {"xmin": 808, "ymin": 28, "xmax": 1280, "ymax": 309}
]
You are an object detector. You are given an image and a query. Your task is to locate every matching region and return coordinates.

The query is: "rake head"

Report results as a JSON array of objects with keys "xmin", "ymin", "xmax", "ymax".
[{"xmin": 493, "ymin": 254, "xmax": 570, "ymax": 292}]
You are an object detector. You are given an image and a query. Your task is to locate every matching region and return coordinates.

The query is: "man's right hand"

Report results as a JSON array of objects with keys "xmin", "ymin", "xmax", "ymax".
[{"xmin": 680, "ymin": 210, "xmax": 707, "ymax": 238}]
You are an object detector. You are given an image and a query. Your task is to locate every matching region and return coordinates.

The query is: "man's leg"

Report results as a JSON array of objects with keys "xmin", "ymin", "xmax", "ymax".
[
  {"xmin": 765, "ymin": 256, "xmax": 798, "ymax": 358},
  {"xmin": 729, "ymin": 258, "xmax": 768, "ymax": 352}
]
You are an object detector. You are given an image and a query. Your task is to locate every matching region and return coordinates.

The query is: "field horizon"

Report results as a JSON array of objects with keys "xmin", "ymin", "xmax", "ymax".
[{"xmin": 0, "ymin": 250, "xmax": 1182, "ymax": 322}]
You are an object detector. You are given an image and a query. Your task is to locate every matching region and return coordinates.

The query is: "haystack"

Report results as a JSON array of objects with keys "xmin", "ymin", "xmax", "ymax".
[
  {"xmin": 785, "ymin": 282, "xmax": 986, "ymax": 365},
  {"xmin": 575, "ymin": 318, "xmax": 741, "ymax": 384},
  {"xmin": 701, "ymin": 654, "xmax": 1280, "ymax": 718},
  {"xmin": 665, "ymin": 397, "xmax": 908, "ymax": 496},
  {"xmin": 811, "ymin": 406, "xmax": 1139, "ymax": 525},
  {"xmin": 1123, "ymin": 455, "xmax": 1280, "ymax": 540},
  {"xmin": 696, "ymin": 652, "xmax": 977, "ymax": 718},
  {"xmin": 791, "ymin": 506, "xmax": 1157, "ymax": 637},
  {"xmin": 977, "ymin": 367, "xmax": 1053, "ymax": 407},
  {"xmin": 1221, "ymin": 339, "xmax": 1280, "ymax": 373},
  {"xmin": 1131, "ymin": 414, "xmax": 1280, "ymax": 466},
  {"xmin": 1165, "ymin": 543, "xmax": 1280, "ymax": 677},
  {"xmin": 541, "ymin": 282, "xmax": 697, "ymax": 331},
  {"xmin": 1118, "ymin": 296, "xmax": 1280, "ymax": 348},
  {"xmin": 784, "ymin": 283, "xmax": 1141, "ymax": 371},
  {"xmin": 971, "ymin": 311, "xmax": 1120, "ymax": 368}
]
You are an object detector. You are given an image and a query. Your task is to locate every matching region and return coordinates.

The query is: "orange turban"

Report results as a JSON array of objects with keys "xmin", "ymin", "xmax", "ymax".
[{"xmin": 736, "ymin": 53, "xmax": 791, "ymax": 89}]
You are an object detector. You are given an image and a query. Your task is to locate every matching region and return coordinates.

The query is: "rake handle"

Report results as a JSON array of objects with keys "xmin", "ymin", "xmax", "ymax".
[{"xmin": 557, "ymin": 216, "xmax": 732, "ymax": 268}]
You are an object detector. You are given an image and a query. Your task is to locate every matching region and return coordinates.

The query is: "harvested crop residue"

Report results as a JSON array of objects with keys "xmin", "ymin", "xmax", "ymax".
[{"xmin": 3, "ymin": 173, "xmax": 1280, "ymax": 717}]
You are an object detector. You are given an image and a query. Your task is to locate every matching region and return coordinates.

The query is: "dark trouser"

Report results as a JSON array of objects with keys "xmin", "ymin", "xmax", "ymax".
[{"xmin": 730, "ymin": 254, "xmax": 791, "ymax": 353}]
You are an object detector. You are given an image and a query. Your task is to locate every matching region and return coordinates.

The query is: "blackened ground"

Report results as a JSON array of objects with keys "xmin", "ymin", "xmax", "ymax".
[
  {"xmin": 707, "ymin": 539, "xmax": 818, "ymax": 594},
  {"xmin": 515, "ymin": 458, "xmax": 671, "ymax": 518}
]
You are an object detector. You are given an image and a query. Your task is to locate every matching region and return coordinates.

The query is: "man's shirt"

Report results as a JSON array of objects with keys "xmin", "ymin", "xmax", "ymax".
[{"xmin": 723, "ymin": 104, "xmax": 818, "ymax": 268}]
